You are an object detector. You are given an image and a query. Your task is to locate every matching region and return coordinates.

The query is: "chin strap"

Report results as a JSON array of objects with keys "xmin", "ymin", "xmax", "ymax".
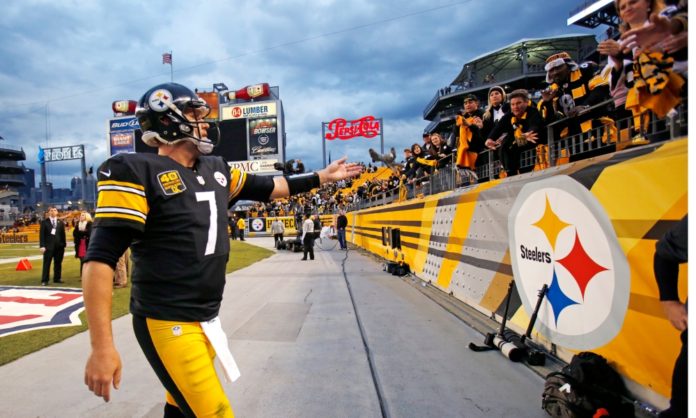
[{"xmin": 195, "ymin": 138, "xmax": 214, "ymax": 154}]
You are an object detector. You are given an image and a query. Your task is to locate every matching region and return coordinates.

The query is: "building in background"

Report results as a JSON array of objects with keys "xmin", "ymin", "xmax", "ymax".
[
  {"xmin": 423, "ymin": 34, "xmax": 598, "ymax": 136},
  {"xmin": 0, "ymin": 140, "xmax": 26, "ymax": 225}
]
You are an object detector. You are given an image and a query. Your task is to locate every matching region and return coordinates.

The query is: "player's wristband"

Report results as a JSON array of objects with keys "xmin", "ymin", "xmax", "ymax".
[{"xmin": 286, "ymin": 172, "xmax": 321, "ymax": 195}]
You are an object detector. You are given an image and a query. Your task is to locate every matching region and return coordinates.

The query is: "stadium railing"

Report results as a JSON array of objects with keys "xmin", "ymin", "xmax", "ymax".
[{"xmin": 347, "ymin": 101, "xmax": 688, "ymax": 212}]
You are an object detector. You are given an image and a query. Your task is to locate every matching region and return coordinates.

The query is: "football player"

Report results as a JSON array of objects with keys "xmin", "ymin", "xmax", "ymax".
[{"xmin": 82, "ymin": 82, "xmax": 361, "ymax": 417}]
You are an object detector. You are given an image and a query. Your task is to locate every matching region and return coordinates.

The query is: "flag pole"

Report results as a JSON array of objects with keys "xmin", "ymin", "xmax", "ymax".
[{"xmin": 169, "ymin": 50, "xmax": 173, "ymax": 82}]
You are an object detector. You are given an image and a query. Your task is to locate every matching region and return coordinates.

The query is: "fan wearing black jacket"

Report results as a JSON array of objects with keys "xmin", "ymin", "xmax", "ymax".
[
  {"xmin": 486, "ymin": 89, "xmax": 546, "ymax": 176},
  {"xmin": 429, "ymin": 132, "xmax": 454, "ymax": 169},
  {"xmin": 653, "ymin": 215, "xmax": 687, "ymax": 418}
]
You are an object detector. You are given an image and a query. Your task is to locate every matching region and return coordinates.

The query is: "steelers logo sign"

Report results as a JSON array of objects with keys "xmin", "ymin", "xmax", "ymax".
[
  {"xmin": 251, "ymin": 218, "xmax": 265, "ymax": 232},
  {"xmin": 148, "ymin": 89, "xmax": 173, "ymax": 112},
  {"xmin": 508, "ymin": 175, "xmax": 629, "ymax": 349}
]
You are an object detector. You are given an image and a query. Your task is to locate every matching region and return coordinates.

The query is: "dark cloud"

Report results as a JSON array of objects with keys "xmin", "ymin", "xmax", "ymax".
[{"xmin": 0, "ymin": 0, "xmax": 601, "ymax": 186}]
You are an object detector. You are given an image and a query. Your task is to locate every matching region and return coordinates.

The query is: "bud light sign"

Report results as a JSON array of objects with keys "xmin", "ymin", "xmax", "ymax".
[{"xmin": 109, "ymin": 116, "xmax": 139, "ymax": 155}]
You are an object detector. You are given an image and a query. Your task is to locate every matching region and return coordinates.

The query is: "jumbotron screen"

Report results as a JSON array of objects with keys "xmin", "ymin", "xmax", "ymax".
[{"xmin": 133, "ymin": 119, "xmax": 248, "ymax": 162}]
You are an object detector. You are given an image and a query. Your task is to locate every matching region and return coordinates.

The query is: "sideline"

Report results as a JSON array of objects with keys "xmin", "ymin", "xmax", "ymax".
[
  {"xmin": 0, "ymin": 255, "xmax": 43, "ymax": 264},
  {"xmin": 0, "ymin": 237, "xmax": 549, "ymax": 417}
]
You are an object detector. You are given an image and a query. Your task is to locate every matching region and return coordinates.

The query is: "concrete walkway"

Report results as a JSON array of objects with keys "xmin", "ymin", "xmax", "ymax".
[{"xmin": 0, "ymin": 238, "xmax": 547, "ymax": 418}]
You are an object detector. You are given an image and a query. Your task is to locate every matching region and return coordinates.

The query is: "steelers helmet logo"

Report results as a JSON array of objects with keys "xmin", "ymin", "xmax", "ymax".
[
  {"xmin": 148, "ymin": 89, "xmax": 173, "ymax": 112},
  {"xmin": 508, "ymin": 175, "xmax": 629, "ymax": 349}
]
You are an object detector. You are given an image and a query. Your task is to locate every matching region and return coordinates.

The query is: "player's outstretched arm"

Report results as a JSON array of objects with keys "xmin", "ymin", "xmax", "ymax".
[{"xmin": 269, "ymin": 156, "xmax": 362, "ymax": 199}]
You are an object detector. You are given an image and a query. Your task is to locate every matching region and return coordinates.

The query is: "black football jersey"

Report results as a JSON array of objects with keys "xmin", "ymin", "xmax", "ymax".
[{"xmin": 94, "ymin": 153, "xmax": 274, "ymax": 321}]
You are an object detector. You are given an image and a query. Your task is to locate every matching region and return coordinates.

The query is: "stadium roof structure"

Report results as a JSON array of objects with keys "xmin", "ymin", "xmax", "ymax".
[
  {"xmin": 0, "ymin": 142, "xmax": 26, "ymax": 187},
  {"xmin": 422, "ymin": 34, "xmax": 598, "ymax": 125},
  {"xmin": 568, "ymin": 0, "xmax": 619, "ymax": 28}
]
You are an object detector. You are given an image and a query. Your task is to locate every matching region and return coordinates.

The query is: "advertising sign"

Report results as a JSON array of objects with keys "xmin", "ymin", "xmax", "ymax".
[
  {"xmin": 227, "ymin": 159, "xmax": 280, "ymax": 174},
  {"xmin": 108, "ymin": 116, "xmax": 139, "ymax": 155},
  {"xmin": 246, "ymin": 216, "xmax": 298, "ymax": 237},
  {"xmin": 248, "ymin": 117, "xmax": 278, "ymax": 157},
  {"xmin": 196, "ymin": 91, "xmax": 220, "ymax": 120},
  {"xmin": 221, "ymin": 102, "xmax": 277, "ymax": 120},
  {"xmin": 249, "ymin": 217, "xmax": 267, "ymax": 233},
  {"xmin": 41, "ymin": 145, "xmax": 84, "ymax": 162},
  {"xmin": 321, "ymin": 115, "xmax": 383, "ymax": 166},
  {"xmin": 325, "ymin": 116, "xmax": 381, "ymax": 140}
]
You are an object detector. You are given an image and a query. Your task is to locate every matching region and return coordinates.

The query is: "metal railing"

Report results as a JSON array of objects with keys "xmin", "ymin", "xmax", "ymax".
[{"xmin": 348, "ymin": 101, "xmax": 688, "ymax": 211}]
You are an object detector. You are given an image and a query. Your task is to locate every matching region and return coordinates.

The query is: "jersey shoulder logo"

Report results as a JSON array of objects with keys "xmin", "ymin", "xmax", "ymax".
[
  {"xmin": 214, "ymin": 171, "xmax": 227, "ymax": 187},
  {"xmin": 157, "ymin": 170, "xmax": 187, "ymax": 195}
]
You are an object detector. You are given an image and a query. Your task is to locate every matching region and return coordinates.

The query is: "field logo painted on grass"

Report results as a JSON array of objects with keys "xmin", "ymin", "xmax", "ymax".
[{"xmin": 0, "ymin": 286, "xmax": 84, "ymax": 337}]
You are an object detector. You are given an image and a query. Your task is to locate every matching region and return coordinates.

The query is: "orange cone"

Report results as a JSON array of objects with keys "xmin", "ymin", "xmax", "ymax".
[{"xmin": 15, "ymin": 258, "xmax": 33, "ymax": 271}]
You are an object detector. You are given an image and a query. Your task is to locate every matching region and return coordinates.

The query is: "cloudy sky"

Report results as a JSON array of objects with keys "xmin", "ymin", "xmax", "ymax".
[{"xmin": 0, "ymin": 0, "xmax": 601, "ymax": 188}]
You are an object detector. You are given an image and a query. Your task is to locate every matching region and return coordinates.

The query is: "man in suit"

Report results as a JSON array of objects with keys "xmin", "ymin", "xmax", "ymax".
[{"xmin": 39, "ymin": 206, "xmax": 66, "ymax": 285}]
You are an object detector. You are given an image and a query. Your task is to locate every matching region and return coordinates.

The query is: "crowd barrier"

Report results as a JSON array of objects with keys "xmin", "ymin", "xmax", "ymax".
[
  {"xmin": 245, "ymin": 214, "xmax": 336, "ymax": 237},
  {"xmin": 354, "ymin": 103, "xmax": 688, "ymax": 210},
  {"xmin": 347, "ymin": 137, "xmax": 687, "ymax": 405}
]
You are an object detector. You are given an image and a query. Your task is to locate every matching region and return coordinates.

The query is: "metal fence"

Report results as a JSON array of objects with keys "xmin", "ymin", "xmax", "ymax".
[{"xmin": 348, "ymin": 101, "xmax": 688, "ymax": 211}]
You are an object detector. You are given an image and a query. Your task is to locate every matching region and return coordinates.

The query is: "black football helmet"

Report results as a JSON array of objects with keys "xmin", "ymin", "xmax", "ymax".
[{"xmin": 135, "ymin": 82, "xmax": 218, "ymax": 154}]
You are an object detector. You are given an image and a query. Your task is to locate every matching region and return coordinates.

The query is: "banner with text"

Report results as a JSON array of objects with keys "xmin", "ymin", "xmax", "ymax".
[
  {"xmin": 247, "ymin": 216, "xmax": 298, "ymax": 237},
  {"xmin": 221, "ymin": 102, "xmax": 277, "ymax": 120},
  {"xmin": 248, "ymin": 117, "xmax": 279, "ymax": 157},
  {"xmin": 227, "ymin": 159, "xmax": 280, "ymax": 174},
  {"xmin": 39, "ymin": 145, "xmax": 84, "ymax": 163},
  {"xmin": 108, "ymin": 116, "xmax": 139, "ymax": 155}
]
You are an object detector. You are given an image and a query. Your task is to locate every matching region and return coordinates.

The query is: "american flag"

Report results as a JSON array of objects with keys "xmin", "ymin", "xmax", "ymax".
[{"xmin": 162, "ymin": 52, "xmax": 172, "ymax": 65}]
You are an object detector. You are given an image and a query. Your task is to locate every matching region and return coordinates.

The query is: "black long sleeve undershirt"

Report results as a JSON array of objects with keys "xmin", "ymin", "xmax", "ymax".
[
  {"xmin": 653, "ymin": 216, "xmax": 688, "ymax": 301},
  {"xmin": 83, "ymin": 226, "xmax": 137, "ymax": 270}
]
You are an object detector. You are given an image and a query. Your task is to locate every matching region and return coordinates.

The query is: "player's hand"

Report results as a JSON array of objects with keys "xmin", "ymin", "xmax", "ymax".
[
  {"xmin": 85, "ymin": 346, "xmax": 122, "ymax": 402},
  {"xmin": 319, "ymin": 156, "xmax": 363, "ymax": 183},
  {"xmin": 40, "ymin": 247, "xmax": 46, "ymax": 254}
]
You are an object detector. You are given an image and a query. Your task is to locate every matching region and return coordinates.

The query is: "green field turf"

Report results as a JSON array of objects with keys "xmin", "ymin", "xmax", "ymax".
[{"xmin": 0, "ymin": 239, "xmax": 273, "ymax": 365}]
